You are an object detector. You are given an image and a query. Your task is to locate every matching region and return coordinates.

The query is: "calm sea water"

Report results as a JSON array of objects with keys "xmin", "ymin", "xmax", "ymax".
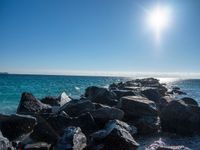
[
  {"xmin": 0, "ymin": 74, "xmax": 200, "ymax": 149},
  {"xmin": 0, "ymin": 74, "xmax": 126, "ymax": 114},
  {"xmin": 0, "ymin": 74, "xmax": 200, "ymax": 114}
]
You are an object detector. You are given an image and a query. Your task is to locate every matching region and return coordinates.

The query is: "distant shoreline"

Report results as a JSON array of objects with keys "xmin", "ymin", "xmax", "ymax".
[
  {"xmin": 0, "ymin": 72, "xmax": 200, "ymax": 79},
  {"xmin": 0, "ymin": 72, "xmax": 9, "ymax": 75}
]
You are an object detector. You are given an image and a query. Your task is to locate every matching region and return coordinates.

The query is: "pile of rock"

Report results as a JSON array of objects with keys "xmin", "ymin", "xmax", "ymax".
[{"xmin": 0, "ymin": 78, "xmax": 198, "ymax": 149}]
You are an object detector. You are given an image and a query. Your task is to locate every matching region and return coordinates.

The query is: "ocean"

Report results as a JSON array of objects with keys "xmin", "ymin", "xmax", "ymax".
[
  {"xmin": 0, "ymin": 74, "xmax": 200, "ymax": 149},
  {"xmin": 0, "ymin": 74, "xmax": 200, "ymax": 114}
]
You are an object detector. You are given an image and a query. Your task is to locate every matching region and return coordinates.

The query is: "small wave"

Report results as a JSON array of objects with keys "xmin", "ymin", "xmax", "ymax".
[{"xmin": 75, "ymin": 86, "xmax": 80, "ymax": 90}]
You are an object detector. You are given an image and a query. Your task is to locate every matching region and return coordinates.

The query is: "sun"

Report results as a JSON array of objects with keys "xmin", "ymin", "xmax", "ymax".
[{"xmin": 147, "ymin": 5, "xmax": 171, "ymax": 41}]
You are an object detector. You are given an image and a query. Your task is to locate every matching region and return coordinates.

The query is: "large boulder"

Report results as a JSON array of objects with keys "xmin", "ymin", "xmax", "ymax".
[
  {"xmin": 17, "ymin": 92, "xmax": 52, "ymax": 114},
  {"xmin": 30, "ymin": 113, "xmax": 97, "ymax": 144},
  {"xmin": 118, "ymin": 96, "xmax": 159, "ymax": 134},
  {"xmin": 0, "ymin": 114, "xmax": 37, "ymax": 140},
  {"xmin": 58, "ymin": 100, "xmax": 95, "ymax": 117},
  {"xmin": 181, "ymin": 97, "xmax": 198, "ymax": 106},
  {"xmin": 85, "ymin": 86, "xmax": 118, "ymax": 106},
  {"xmin": 41, "ymin": 92, "xmax": 71, "ymax": 107},
  {"xmin": 54, "ymin": 126, "xmax": 87, "ymax": 150},
  {"xmin": 147, "ymin": 139, "xmax": 190, "ymax": 150},
  {"xmin": 141, "ymin": 88, "xmax": 162, "ymax": 104},
  {"xmin": 160, "ymin": 100, "xmax": 200, "ymax": 135},
  {"xmin": 90, "ymin": 104, "xmax": 124, "ymax": 127},
  {"xmin": 118, "ymin": 96, "xmax": 158, "ymax": 120},
  {"xmin": 90, "ymin": 120, "xmax": 139, "ymax": 150}
]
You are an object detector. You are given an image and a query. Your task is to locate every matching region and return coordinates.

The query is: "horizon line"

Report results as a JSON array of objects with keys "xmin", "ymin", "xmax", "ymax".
[{"xmin": 1, "ymin": 70, "xmax": 200, "ymax": 78}]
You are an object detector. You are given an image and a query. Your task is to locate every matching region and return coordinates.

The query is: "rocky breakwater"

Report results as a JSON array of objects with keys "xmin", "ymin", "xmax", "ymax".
[{"xmin": 0, "ymin": 78, "xmax": 197, "ymax": 149}]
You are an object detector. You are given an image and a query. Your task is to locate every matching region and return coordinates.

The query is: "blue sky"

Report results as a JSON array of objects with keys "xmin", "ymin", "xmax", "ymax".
[{"xmin": 0, "ymin": 0, "xmax": 200, "ymax": 76}]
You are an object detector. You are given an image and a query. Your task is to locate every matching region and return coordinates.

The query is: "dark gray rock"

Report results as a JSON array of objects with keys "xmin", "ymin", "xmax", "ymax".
[
  {"xmin": 41, "ymin": 92, "xmax": 71, "ymax": 107},
  {"xmin": 181, "ymin": 97, "xmax": 198, "ymax": 106},
  {"xmin": 85, "ymin": 86, "xmax": 118, "ymax": 106},
  {"xmin": 118, "ymin": 96, "xmax": 158, "ymax": 120},
  {"xmin": 118, "ymin": 96, "xmax": 159, "ymax": 134},
  {"xmin": 158, "ymin": 96, "xmax": 174, "ymax": 110},
  {"xmin": 132, "ymin": 116, "xmax": 160, "ymax": 135},
  {"xmin": 141, "ymin": 88, "xmax": 162, "ymax": 104},
  {"xmin": 0, "ymin": 131, "xmax": 12, "ymax": 150},
  {"xmin": 91, "ymin": 104, "xmax": 124, "ymax": 127},
  {"xmin": 17, "ymin": 92, "xmax": 52, "ymax": 114},
  {"xmin": 54, "ymin": 126, "xmax": 87, "ymax": 150},
  {"xmin": 24, "ymin": 142, "xmax": 51, "ymax": 150},
  {"xmin": 41, "ymin": 96, "xmax": 60, "ymax": 106},
  {"xmin": 30, "ymin": 113, "xmax": 97, "ymax": 144},
  {"xmin": 59, "ymin": 100, "xmax": 95, "ymax": 117},
  {"xmin": 90, "ymin": 119, "xmax": 139, "ymax": 150},
  {"xmin": 0, "ymin": 114, "xmax": 37, "ymax": 141},
  {"xmin": 112, "ymin": 90, "xmax": 135, "ymax": 100},
  {"xmin": 160, "ymin": 100, "xmax": 200, "ymax": 135},
  {"xmin": 147, "ymin": 139, "xmax": 191, "ymax": 150},
  {"xmin": 168, "ymin": 89, "xmax": 187, "ymax": 95}
]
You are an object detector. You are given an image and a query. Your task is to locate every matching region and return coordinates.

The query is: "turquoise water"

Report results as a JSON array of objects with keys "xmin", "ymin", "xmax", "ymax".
[
  {"xmin": 0, "ymin": 74, "xmax": 200, "ymax": 114},
  {"xmin": 0, "ymin": 74, "xmax": 127, "ymax": 114}
]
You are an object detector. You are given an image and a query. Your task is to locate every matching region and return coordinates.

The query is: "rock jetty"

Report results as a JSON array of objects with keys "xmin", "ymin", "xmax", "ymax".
[{"xmin": 0, "ymin": 78, "xmax": 197, "ymax": 149}]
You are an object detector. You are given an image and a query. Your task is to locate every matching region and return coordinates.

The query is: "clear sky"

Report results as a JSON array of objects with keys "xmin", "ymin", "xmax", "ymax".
[{"xmin": 0, "ymin": 0, "xmax": 200, "ymax": 76}]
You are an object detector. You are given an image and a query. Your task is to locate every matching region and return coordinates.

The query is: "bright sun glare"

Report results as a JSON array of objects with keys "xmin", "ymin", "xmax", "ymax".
[{"xmin": 147, "ymin": 5, "xmax": 171, "ymax": 42}]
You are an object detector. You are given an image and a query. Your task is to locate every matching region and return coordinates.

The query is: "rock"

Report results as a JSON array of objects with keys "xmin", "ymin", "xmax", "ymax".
[
  {"xmin": 54, "ymin": 126, "xmax": 87, "ymax": 150},
  {"xmin": 24, "ymin": 142, "xmax": 51, "ymax": 150},
  {"xmin": 158, "ymin": 96, "xmax": 174, "ymax": 111},
  {"xmin": 160, "ymin": 100, "xmax": 200, "ymax": 135},
  {"xmin": 0, "ymin": 114, "xmax": 37, "ymax": 141},
  {"xmin": 118, "ymin": 96, "xmax": 159, "ymax": 134},
  {"xmin": 181, "ymin": 97, "xmax": 198, "ymax": 106},
  {"xmin": 30, "ymin": 113, "xmax": 97, "ymax": 144},
  {"xmin": 109, "ymin": 82, "xmax": 125, "ymax": 90},
  {"xmin": 17, "ymin": 92, "xmax": 52, "ymax": 114},
  {"xmin": 112, "ymin": 90, "xmax": 135, "ymax": 100},
  {"xmin": 132, "ymin": 116, "xmax": 160, "ymax": 135},
  {"xmin": 108, "ymin": 120, "xmax": 137, "ymax": 136},
  {"xmin": 147, "ymin": 139, "xmax": 191, "ymax": 150},
  {"xmin": 174, "ymin": 90, "xmax": 187, "ymax": 95},
  {"xmin": 41, "ymin": 92, "xmax": 71, "ymax": 107},
  {"xmin": 41, "ymin": 96, "xmax": 60, "ymax": 106},
  {"xmin": 168, "ymin": 89, "xmax": 187, "ymax": 95},
  {"xmin": 30, "ymin": 114, "xmax": 60, "ymax": 144},
  {"xmin": 85, "ymin": 86, "xmax": 118, "ymax": 106},
  {"xmin": 73, "ymin": 113, "xmax": 98, "ymax": 135},
  {"xmin": 0, "ymin": 131, "xmax": 12, "ymax": 150},
  {"xmin": 118, "ymin": 96, "xmax": 158, "ymax": 120},
  {"xmin": 172, "ymin": 86, "xmax": 181, "ymax": 90},
  {"xmin": 59, "ymin": 92, "xmax": 72, "ymax": 105},
  {"xmin": 91, "ymin": 104, "xmax": 124, "ymax": 127},
  {"xmin": 141, "ymin": 88, "xmax": 162, "ymax": 104},
  {"xmin": 90, "ymin": 119, "xmax": 139, "ymax": 150},
  {"xmin": 59, "ymin": 100, "xmax": 95, "ymax": 117}
]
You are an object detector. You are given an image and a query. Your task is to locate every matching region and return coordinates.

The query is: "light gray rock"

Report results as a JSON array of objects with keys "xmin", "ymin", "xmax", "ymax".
[{"xmin": 54, "ymin": 126, "xmax": 87, "ymax": 150}]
